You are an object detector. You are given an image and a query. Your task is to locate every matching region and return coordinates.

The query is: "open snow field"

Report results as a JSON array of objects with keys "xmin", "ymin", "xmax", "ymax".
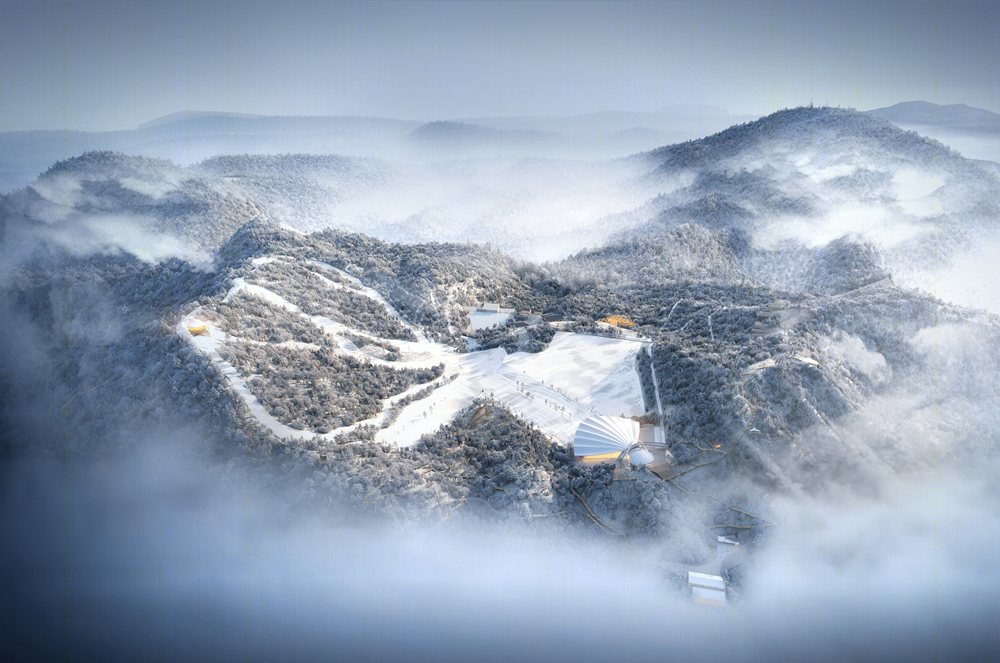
[{"xmin": 376, "ymin": 332, "xmax": 646, "ymax": 447}]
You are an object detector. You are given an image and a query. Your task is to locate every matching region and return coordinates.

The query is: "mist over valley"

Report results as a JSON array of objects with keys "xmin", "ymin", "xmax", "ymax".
[{"xmin": 3, "ymin": 102, "xmax": 999, "ymax": 660}]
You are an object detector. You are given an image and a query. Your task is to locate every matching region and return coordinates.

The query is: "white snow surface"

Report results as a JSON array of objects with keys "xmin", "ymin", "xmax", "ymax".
[
  {"xmin": 377, "ymin": 332, "xmax": 646, "ymax": 447},
  {"xmin": 183, "ymin": 267, "xmax": 646, "ymax": 449},
  {"xmin": 468, "ymin": 310, "xmax": 512, "ymax": 331}
]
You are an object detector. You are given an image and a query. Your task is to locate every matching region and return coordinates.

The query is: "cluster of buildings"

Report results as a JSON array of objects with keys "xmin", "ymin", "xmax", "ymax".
[
  {"xmin": 571, "ymin": 414, "xmax": 743, "ymax": 607},
  {"xmin": 465, "ymin": 302, "xmax": 637, "ymax": 334}
]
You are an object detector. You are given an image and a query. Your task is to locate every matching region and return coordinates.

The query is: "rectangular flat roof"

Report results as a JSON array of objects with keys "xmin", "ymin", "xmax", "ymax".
[
  {"xmin": 688, "ymin": 572, "xmax": 726, "ymax": 590},
  {"xmin": 469, "ymin": 310, "xmax": 513, "ymax": 331}
]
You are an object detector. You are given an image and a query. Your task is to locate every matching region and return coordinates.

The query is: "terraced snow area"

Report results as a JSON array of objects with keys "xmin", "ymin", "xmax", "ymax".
[
  {"xmin": 309, "ymin": 260, "xmax": 429, "ymax": 343},
  {"xmin": 181, "ymin": 260, "xmax": 646, "ymax": 449},
  {"xmin": 504, "ymin": 333, "xmax": 644, "ymax": 416},
  {"xmin": 376, "ymin": 332, "xmax": 646, "ymax": 447}
]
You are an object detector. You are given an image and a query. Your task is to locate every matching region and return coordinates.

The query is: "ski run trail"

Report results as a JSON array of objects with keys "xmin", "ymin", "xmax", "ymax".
[{"xmin": 178, "ymin": 258, "xmax": 646, "ymax": 450}]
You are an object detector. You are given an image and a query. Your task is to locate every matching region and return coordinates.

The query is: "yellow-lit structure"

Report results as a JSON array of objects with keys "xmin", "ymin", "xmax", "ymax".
[
  {"xmin": 187, "ymin": 320, "xmax": 208, "ymax": 335},
  {"xmin": 598, "ymin": 315, "xmax": 635, "ymax": 328}
]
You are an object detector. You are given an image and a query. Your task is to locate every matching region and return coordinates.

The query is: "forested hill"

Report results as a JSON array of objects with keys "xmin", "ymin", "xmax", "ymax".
[
  {"xmin": 196, "ymin": 153, "xmax": 392, "ymax": 181},
  {"xmin": 216, "ymin": 219, "xmax": 534, "ymax": 339},
  {"xmin": 646, "ymin": 106, "xmax": 972, "ymax": 171},
  {"xmin": 635, "ymin": 106, "xmax": 1000, "ymax": 235},
  {"xmin": 0, "ymin": 150, "xmax": 401, "ymax": 263},
  {"xmin": 193, "ymin": 153, "xmax": 398, "ymax": 231},
  {"xmin": 618, "ymin": 107, "xmax": 1000, "ymax": 308},
  {"xmin": 1, "ymin": 151, "xmax": 269, "ymax": 258},
  {"xmin": 637, "ymin": 105, "xmax": 999, "ymax": 228}
]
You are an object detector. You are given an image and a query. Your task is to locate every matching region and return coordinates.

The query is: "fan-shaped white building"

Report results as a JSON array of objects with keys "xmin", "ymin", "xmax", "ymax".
[{"xmin": 573, "ymin": 416, "xmax": 654, "ymax": 466}]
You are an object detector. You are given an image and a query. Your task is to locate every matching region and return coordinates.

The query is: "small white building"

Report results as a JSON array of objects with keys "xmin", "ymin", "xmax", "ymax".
[
  {"xmin": 687, "ymin": 571, "xmax": 727, "ymax": 607},
  {"xmin": 465, "ymin": 302, "xmax": 516, "ymax": 331}
]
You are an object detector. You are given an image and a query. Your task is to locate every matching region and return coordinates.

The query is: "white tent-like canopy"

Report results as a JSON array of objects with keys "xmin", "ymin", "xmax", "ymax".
[{"xmin": 572, "ymin": 416, "xmax": 653, "ymax": 465}]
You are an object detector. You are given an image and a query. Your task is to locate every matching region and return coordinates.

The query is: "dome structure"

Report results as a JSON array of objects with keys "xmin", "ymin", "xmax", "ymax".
[
  {"xmin": 573, "ymin": 416, "xmax": 653, "ymax": 465},
  {"xmin": 186, "ymin": 319, "xmax": 207, "ymax": 335}
]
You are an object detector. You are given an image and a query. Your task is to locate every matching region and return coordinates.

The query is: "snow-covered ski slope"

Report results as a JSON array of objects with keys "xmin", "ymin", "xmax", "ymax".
[
  {"xmin": 179, "ymin": 258, "xmax": 645, "ymax": 449},
  {"xmin": 376, "ymin": 332, "xmax": 645, "ymax": 447}
]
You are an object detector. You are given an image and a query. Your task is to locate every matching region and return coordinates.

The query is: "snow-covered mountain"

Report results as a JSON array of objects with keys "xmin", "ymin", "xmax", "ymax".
[
  {"xmin": 2, "ymin": 108, "xmax": 999, "ymax": 612},
  {"xmin": 0, "ymin": 113, "xmax": 421, "ymax": 194},
  {"xmin": 0, "ymin": 107, "xmax": 754, "ymax": 195},
  {"xmin": 625, "ymin": 106, "xmax": 1000, "ymax": 311}
]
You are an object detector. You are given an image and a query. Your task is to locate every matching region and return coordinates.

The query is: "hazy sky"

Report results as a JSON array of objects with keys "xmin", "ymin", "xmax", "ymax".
[{"xmin": 1, "ymin": 0, "xmax": 997, "ymax": 131}]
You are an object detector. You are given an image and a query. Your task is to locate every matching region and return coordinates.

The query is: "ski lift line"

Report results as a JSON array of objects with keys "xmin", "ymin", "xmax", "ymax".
[
  {"xmin": 645, "ymin": 342, "xmax": 666, "ymax": 445},
  {"xmin": 709, "ymin": 523, "xmax": 774, "ymax": 530},
  {"xmin": 661, "ymin": 475, "xmax": 775, "ymax": 530},
  {"xmin": 60, "ymin": 369, "xmax": 126, "ymax": 410}
]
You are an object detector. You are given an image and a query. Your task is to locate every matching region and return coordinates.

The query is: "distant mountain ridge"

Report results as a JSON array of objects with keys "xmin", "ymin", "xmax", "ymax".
[
  {"xmin": 865, "ymin": 100, "xmax": 1000, "ymax": 133},
  {"xmin": 0, "ymin": 114, "xmax": 421, "ymax": 194},
  {"xmin": 136, "ymin": 110, "xmax": 266, "ymax": 130},
  {"xmin": 21, "ymin": 103, "xmax": 995, "ymax": 195},
  {"xmin": 455, "ymin": 105, "xmax": 752, "ymax": 136},
  {"xmin": 408, "ymin": 121, "xmax": 563, "ymax": 146}
]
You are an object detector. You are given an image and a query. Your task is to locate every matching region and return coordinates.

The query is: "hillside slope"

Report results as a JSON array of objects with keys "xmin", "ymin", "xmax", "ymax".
[{"xmin": 629, "ymin": 106, "xmax": 1000, "ymax": 311}]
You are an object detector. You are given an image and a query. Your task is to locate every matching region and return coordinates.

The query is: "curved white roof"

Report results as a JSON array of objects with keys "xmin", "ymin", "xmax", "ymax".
[{"xmin": 573, "ymin": 416, "xmax": 653, "ymax": 465}]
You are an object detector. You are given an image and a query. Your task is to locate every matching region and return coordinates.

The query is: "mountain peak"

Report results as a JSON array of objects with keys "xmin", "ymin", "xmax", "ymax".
[{"xmin": 648, "ymin": 105, "xmax": 946, "ymax": 170}]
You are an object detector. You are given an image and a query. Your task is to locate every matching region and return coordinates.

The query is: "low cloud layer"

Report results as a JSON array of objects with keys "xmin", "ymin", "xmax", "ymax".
[
  {"xmin": 3, "ymin": 111, "xmax": 999, "ymax": 659},
  {"xmin": 3, "ymin": 434, "xmax": 997, "ymax": 660}
]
